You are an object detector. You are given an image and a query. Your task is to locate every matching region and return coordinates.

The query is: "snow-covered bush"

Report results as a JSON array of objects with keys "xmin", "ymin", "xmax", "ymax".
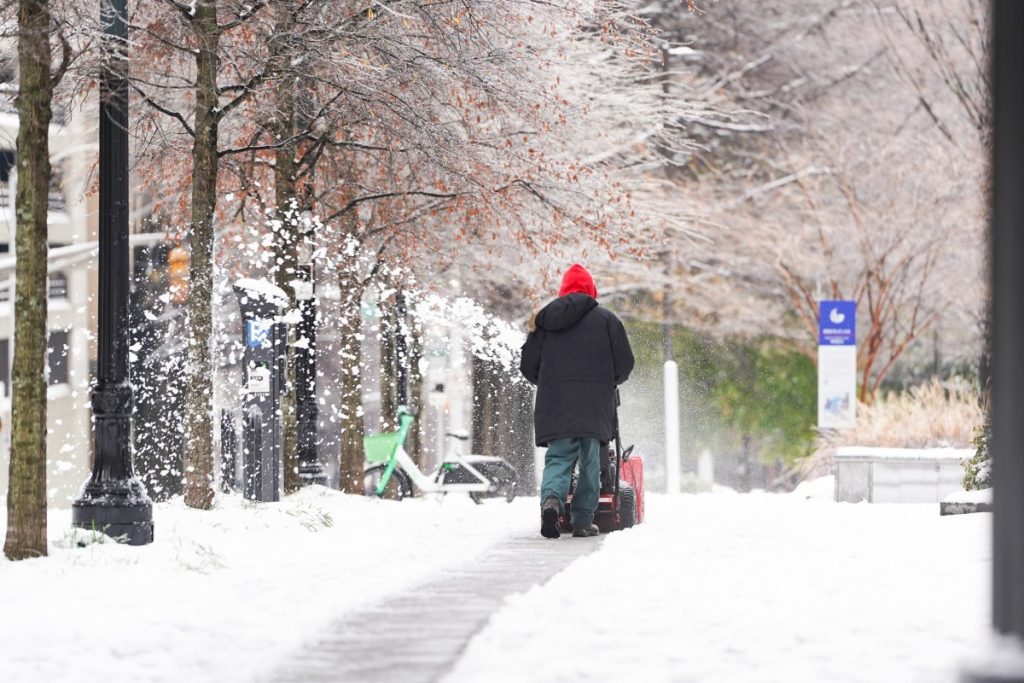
[{"xmin": 963, "ymin": 413, "xmax": 991, "ymax": 491}]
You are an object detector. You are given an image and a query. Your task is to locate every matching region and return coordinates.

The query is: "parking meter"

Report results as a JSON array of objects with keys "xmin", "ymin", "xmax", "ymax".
[{"xmin": 233, "ymin": 278, "xmax": 289, "ymax": 502}]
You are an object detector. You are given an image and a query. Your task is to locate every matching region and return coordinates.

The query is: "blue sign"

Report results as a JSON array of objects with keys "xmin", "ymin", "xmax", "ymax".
[
  {"xmin": 818, "ymin": 300, "xmax": 856, "ymax": 346},
  {"xmin": 246, "ymin": 320, "xmax": 273, "ymax": 349}
]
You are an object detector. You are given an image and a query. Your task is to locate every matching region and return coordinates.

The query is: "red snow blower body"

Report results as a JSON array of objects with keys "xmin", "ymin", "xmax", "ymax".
[{"xmin": 559, "ymin": 391, "xmax": 645, "ymax": 533}]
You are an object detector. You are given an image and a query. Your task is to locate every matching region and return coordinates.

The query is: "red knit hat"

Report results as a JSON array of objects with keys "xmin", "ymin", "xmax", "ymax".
[{"xmin": 558, "ymin": 263, "xmax": 598, "ymax": 299}]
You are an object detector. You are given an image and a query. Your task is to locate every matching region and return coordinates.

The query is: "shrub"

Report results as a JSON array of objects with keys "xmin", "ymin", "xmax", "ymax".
[{"xmin": 963, "ymin": 411, "xmax": 991, "ymax": 491}]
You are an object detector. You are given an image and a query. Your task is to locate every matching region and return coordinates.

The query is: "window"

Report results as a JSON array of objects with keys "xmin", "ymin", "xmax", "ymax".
[
  {"xmin": 48, "ymin": 272, "xmax": 68, "ymax": 299},
  {"xmin": 47, "ymin": 330, "xmax": 69, "ymax": 386},
  {"xmin": 0, "ymin": 58, "xmax": 14, "ymax": 85},
  {"xmin": 48, "ymin": 166, "xmax": 65, "ymax": 212},
  {"xmin": 0, "ymin": 150, "xmax": 13, "ymax": 209},
  {"xmin": 48, "ymin": 243, "xmax": 67, "ymax": 300},
  {"xmin": 0, "ymin": 150, "xmax": 14, "ymax": 183},
  {"xmin": 0, "ymin": 338, "xmax": 8, "ymax": 396},
  {"xmin": 0, "ymin": 335, "xmax": 68, "ymax": 390}
]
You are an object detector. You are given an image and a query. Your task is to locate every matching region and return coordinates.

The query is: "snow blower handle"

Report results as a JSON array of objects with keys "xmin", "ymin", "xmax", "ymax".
[{"xmin": 613, "ymin": 389, "xmax": 622, "ymax": 497}]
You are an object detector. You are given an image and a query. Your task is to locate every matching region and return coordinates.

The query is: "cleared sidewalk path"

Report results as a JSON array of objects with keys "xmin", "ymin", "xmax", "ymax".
[{"xmin": 273, "ymin": 534, "xmax": 603, "ymax": 683}]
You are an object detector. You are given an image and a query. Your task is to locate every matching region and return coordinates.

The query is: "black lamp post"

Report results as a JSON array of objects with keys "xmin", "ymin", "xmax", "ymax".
[
  {"xmin": 71, "ymin": 0, "xmax": 153, "ymax": 545},
  {"xmin": 963, "ymin": 2, "xmax": 1024, "ymax": 680}
]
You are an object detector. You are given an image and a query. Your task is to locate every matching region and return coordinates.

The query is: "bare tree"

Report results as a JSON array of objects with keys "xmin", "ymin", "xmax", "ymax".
[
  {"xmin": 3, "ymin": 0, "xmax": 66, "ymax": 559},
  {"xmin": 637, "ymin": 0, "xmax": 987, "ymax": 398},
  {"xmin": 129, "ymin": 0, "xmax": 285, "ymax": 508},
  {"xmin": 124, "ymin": 0, "xmax": 711, "ymax": 497}
]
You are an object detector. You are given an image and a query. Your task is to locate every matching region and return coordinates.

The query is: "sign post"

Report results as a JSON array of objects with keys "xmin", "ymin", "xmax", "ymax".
[
  {"xmin": 233, "ymin": 279, "xmax": 289, "ymax": 502},
  {"xmin": 818, "ymin": 300, "xmax": 857, "ymax": 430}
]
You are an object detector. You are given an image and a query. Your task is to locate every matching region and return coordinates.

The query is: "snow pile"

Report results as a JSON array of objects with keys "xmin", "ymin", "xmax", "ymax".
[
  {"xmin": 790, "ymin": 474, "xmax": 834, "ymax": 500},
  {"xmin": 943, "ymin": 488, "xmax": 993, "ymax": 505},
  {"xmin": 0, "ymin": 489, "xmax": 533, "ymax": 683},
  {"xmin": 446, "ymin": 492, "xmax": 991, "ymax": 683}
]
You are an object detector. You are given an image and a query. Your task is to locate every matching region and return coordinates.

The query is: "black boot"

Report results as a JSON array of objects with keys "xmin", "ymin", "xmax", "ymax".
[
  {"xmin": 572, "ymin": 523, "xmax": 600, "ymax": 538},
  {"xmin": 540, "ymin": 497, "xmax": 561, "ymax": 539}
]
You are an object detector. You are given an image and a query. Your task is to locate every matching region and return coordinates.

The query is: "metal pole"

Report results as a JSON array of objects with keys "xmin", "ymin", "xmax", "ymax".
[
  {"xmin": 663, "ymin": 360, "xmax": 681, "ymax": 495},
  {"xmin": 72, "ymin": 0, "xmax": 153, "ymax": 544},
  {"xmin": 963, "ymin": 2, "xmax": 1024, "ymax": 680},
  {"xmin": 661, "ymin": 250, "xmax": 674, "ymax": 363},
  {"xmin": 296, "ymin": 264, "xmax": 326, "ymax": 485},
  {"xmin": 395, "ymin": 290, "xmax": 409, "ymax": 406},
  {"xmin": 989, "ymin": 0, "xmax": 1024, "ymax": 640}
]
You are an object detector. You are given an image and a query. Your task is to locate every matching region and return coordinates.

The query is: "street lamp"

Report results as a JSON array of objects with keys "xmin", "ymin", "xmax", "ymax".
[{"xmin": 71, "ymin": 0, "xmax": 153, "ymax": 545}]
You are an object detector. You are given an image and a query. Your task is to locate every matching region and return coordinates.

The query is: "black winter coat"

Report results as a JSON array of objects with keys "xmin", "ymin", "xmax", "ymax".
[{"xmin": 520, "ymin": 293, "xmax": 635, "ymax": 447}]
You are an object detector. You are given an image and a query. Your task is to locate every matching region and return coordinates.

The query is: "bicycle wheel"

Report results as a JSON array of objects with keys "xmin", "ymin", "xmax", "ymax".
[
  {"xmin": 363, "ymin": 465, "xmax": 413, "ymax": 500},
  {"xmin": 468, "ymin": 462, "xmax": 519, "ymax": 504},
  {"xmin": 498, "ymin": 461, "xmax": 519, "ymax": 502}
]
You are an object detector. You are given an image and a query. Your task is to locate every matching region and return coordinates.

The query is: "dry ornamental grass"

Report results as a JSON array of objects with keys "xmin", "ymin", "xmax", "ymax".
[{"xmin": 800, "ymin": 378, "xmax": 984, "ymax": 480}]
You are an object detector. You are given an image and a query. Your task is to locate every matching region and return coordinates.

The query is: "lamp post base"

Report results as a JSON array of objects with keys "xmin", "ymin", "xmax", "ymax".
[
  {"xmin": 72, "ymin": 481, "xmax": 154, "ymax": 546},
  {"xmin": 961, "ymin": 634, "xmax": 1024, "ymax": 683},
  {"xmin": 298, "ymin": 463, "xmax": 328, "ymax": 487}
]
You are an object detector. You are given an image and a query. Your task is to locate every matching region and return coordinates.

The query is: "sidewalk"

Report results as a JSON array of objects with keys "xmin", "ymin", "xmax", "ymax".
[
  {"xmin": 272, "ymin": 535, "xmax": 602, "ymax": 683},
  {"xmin": 448, "ymin": 489, "xmax": 991, "ymax": 683}
]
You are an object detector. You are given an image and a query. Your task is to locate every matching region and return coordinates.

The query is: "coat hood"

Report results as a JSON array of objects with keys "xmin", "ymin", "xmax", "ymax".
[
  {"xmin": 535, "ymin": 292, "xmax": 598, "ymax": 332},
  {"xmin": 559, "ymin": 264, "xmax": 598, "ymax": 299}
]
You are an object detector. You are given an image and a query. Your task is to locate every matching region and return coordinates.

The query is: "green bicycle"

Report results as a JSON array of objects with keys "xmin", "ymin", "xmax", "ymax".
[{"xmin": 363, "ymin": 406, "xmax": 519, "ymax": 503}]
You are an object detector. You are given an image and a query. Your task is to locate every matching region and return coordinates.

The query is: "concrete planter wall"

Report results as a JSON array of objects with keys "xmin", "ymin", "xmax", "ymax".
[{"xmin": 833, "ymin": 447, "xmax": 971, "ymax": 503}]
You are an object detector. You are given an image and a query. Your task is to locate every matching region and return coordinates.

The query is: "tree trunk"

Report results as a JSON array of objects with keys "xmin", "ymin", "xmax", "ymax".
[
  {"xmin": 4, "ymin": 0, "xmax": 53, "ymax": 560},
  {"xmin": 505, "ymin": 379, "xmax": 535, "ymax": 495},
  {"xmin": 379, "ymin": 292, "xmax": 397, "ymax": 431},
  {"xmin": 271, "ymin": 15, "xmax": 300, "ymax": 494},
  {"xmin": 183, "ymin": 3, "xmax": 220, "ymax": 510},
  {"xmin": 407, "ymin": 319, "xmax": 425, "ymax": 469},
  {"xmin": 471, "ymin": 355, "xmax": 499, "ymax": 456},
  {"xmin": 471, "ymin": 355, "xmax": 534, "ymax": 493},
  {"xmin": 337, "ymin": 274, "xmax": 365, "ymax": 493}
]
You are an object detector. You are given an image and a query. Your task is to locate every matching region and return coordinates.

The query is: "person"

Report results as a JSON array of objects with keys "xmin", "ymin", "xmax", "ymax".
[{"xmin": 520, "ymin": 264, "xmax": 634, "ymax": 538}]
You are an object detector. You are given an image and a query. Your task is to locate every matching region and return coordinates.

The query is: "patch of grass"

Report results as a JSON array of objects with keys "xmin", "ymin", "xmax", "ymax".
[
  {"xmin": 174, "ymin": 537, "xmax": 227, "ymax": 574},
  {"xmin": 285, "ymin": 504, "xmax": 335, "ymax": 532},
  {"xmin": 54, "ymin": 524, "xmax": 128, "ymax": 549}
]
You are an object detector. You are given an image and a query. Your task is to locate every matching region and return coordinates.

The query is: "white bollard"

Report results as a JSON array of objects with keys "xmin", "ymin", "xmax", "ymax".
[
  {"xmin": 697, "ymin": 449, "xmax": 714, "ymax": 486},
  {"xmin": 664, "ymin": 360, "xmax": 681, "ymax": 495}
]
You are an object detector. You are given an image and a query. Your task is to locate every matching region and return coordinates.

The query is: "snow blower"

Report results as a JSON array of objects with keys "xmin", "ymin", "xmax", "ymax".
[{"xmin": 560, "ymin": 389, "xmax": 645, "ymax": 533}]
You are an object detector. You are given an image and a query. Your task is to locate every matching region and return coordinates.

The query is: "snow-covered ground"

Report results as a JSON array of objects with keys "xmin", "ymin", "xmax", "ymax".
[
  {"xmin": 1, "ymin": 481, "xmax": 993, "ymax": 683},
  {"xmin": 0, "ymin": 488, "xmax": 533, "ymax": 683},
  {"xmin": 447, "ymin": 484, "xmax": 991, "ymax": 683}
]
